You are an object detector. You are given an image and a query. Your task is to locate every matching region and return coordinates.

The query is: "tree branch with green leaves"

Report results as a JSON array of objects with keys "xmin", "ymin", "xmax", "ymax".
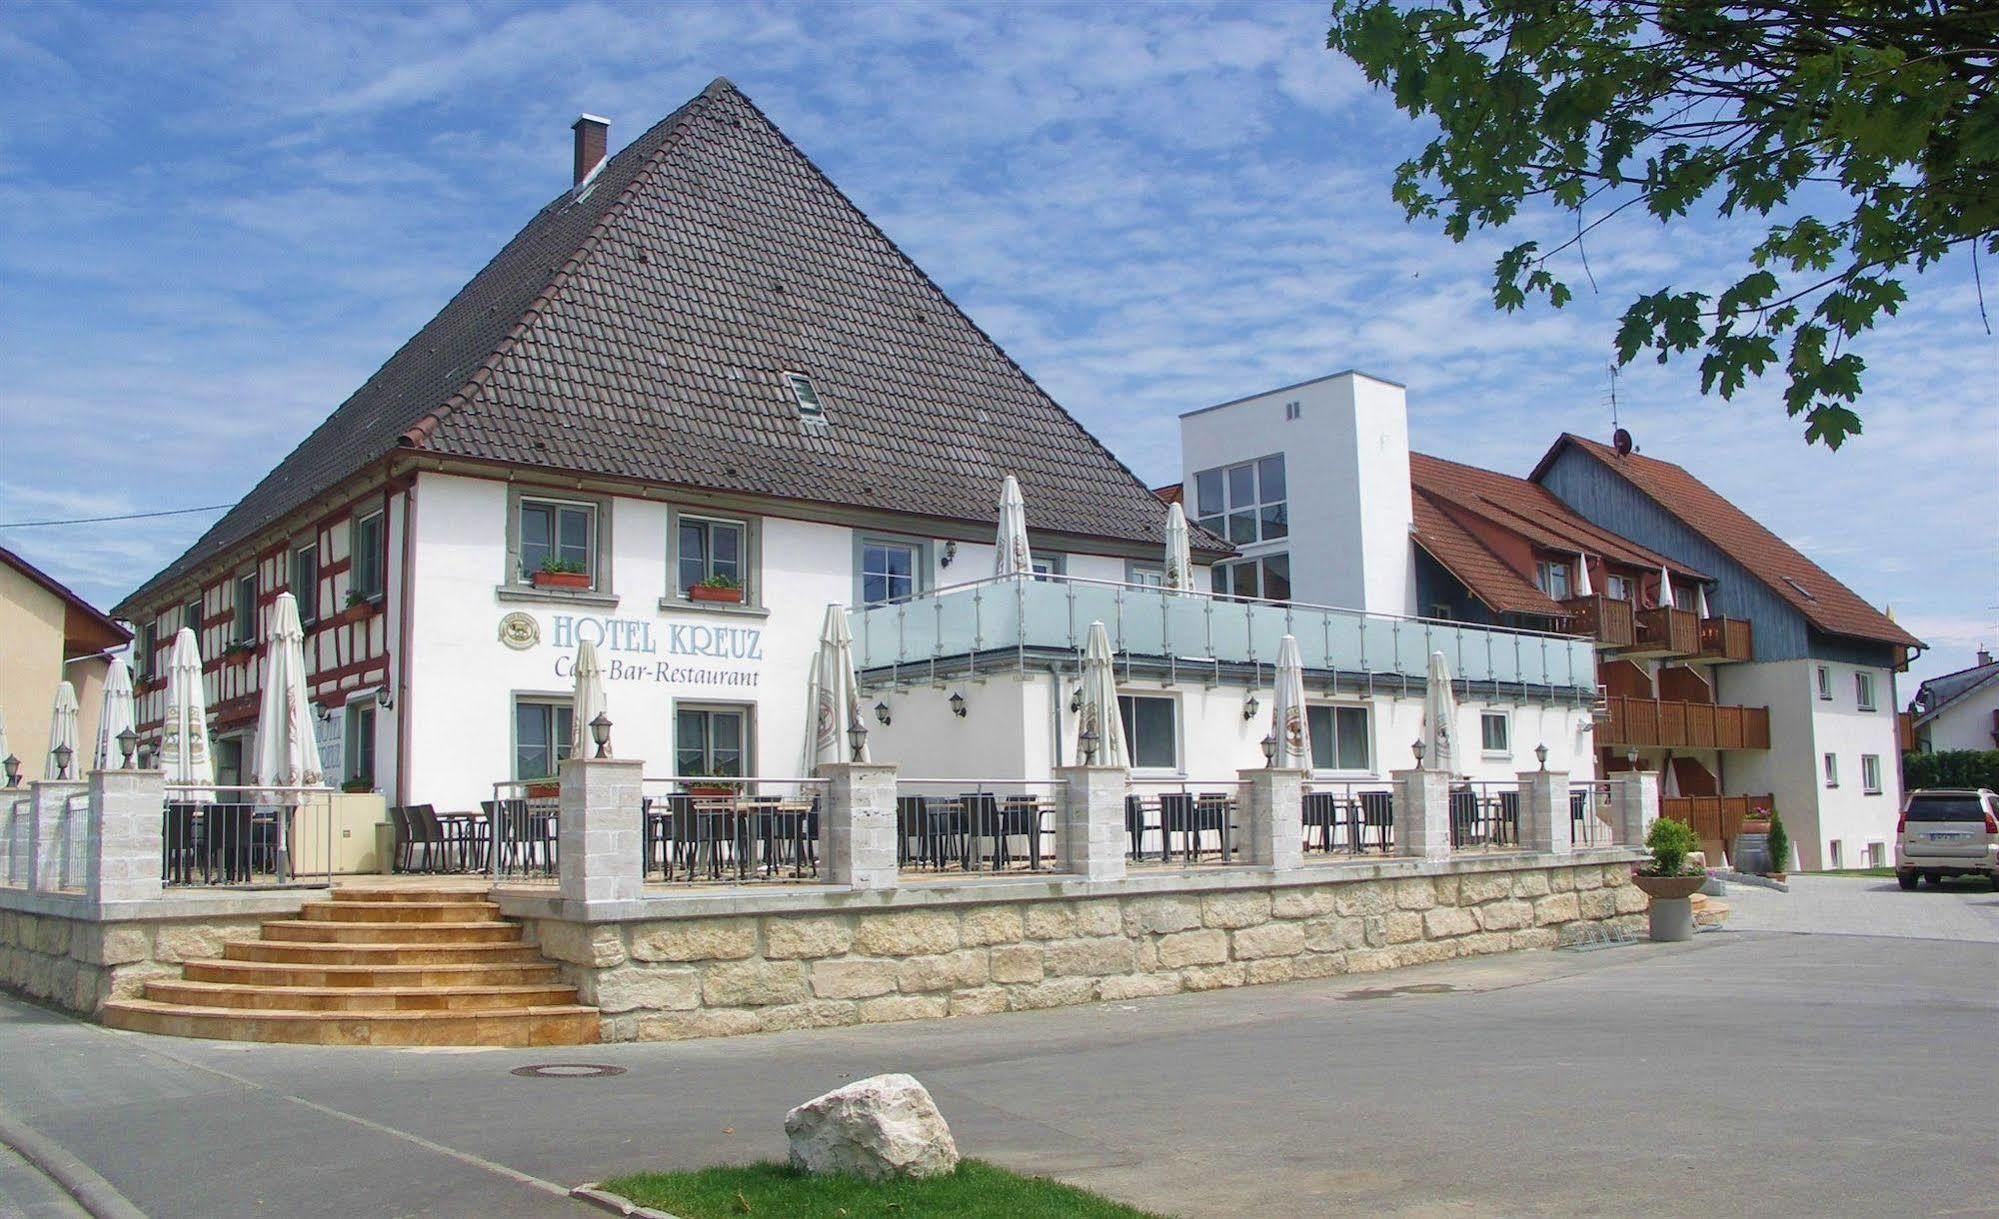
[{"xmin": 1327, "ymin": 0, "xmax": 1998, "ymax": 447}]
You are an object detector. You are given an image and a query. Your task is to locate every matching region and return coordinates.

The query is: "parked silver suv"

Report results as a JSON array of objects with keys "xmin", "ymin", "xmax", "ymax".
[{"xmin": 1895, "ymin": 788, "xmax": 1999, "ymax": 890}]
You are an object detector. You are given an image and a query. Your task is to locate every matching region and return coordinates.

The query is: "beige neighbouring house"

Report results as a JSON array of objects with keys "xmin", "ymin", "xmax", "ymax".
[{"xmin": 0, "ymin": 543, "xmax": 130, "ymax": 780}]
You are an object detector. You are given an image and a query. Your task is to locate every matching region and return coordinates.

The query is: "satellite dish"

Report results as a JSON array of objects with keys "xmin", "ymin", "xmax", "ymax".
[{"xmin": 1612, "ymin": 427, "xmax": 1633, "ymax": 456}]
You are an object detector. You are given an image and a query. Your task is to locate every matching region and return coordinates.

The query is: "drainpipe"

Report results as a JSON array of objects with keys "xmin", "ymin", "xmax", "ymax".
[{"xmin": 394, "ymin": 474, "xmax": 418, "ymax": 809}]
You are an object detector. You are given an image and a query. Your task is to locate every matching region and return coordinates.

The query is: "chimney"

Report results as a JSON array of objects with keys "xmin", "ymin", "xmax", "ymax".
[
  {"xmin": 572, "ymin": 114, "xmax": 609, "ymax": 187},
  {"xmin": 1979, "ymin": 646, "xmax": 1994, "ymax": 667}
]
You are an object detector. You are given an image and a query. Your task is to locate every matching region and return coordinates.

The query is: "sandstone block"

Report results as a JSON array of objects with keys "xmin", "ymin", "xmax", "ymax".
[
  {"xmin": 1549, "ymin": 869, "xmax": 1576, "ymax": 892},
  {"xmin": 1395, "ymin": 939, "xmax": 1457, "ymax": 967},
  {"xmin": 1423, "ymin": 908, "xmax": 1479, "ymax": 939},
  {"xmin": 154, "ymin": 922, "xmax": 230, "ymax": 964},
  {"xmin": 858, "ymin": 995, "xmax": 949, "ymax": 1024},
  {"xmin": 1534, "ymin": 893, "xmax": 1582, "ymax": 925},
  {"xmin": 1008, "ymin": 977, "xmax": 1097, "ymax": 1011},
  {"xmin": 631, "ymin": 918, "xmax": 756, "ymax": 963},
  {"xmin": 1578, "ymin": 889, "xmax": 1618, "ymax": 920},
  {"xmin": 988, "ymin": 944, "xmax": 1045, "ymax": 984},
  {"xmin": 1123, "ymin": 895, "xmax": 1202, "ymax": 936},
  {"xmin": 1615, "ymin": 886, "xmax": 1649, "ymax": 914},
  {"xmin": 760, "ymin": 1000, "xmax": 861, "ymax": 1033},
  {"xmin": 1244, "ymin": 958, "xmax": 1297, "ymax": 985},
  {"xmin": 897, "ymin": 950, "xmax": 989, "ymax": 993},
  {"xmin": 853, "ymin": 911, "xmax": 959, "ymax": 957},
  {"xmin": 1097, "ymin": 973, "xmax": 1182, "ymax": 1000},
  {"xmin": 764, "ymin": 916, "xmax": 854, "ymax": 960},
  {"xmin": 958, "ymin": 906, "xmax": 1024, "ymax": 947},
  {"xmin": 948, "ymin": 987, "xmax": 1010, "ymax": 1016},
  {"xmin": 1510, "ymin": 927, "xmax": 1559, "ymax": 950},
  {"xmin": 1384, "ymin": 911, "xmax": 1424, "ymax": 945},
  {"xmin": 1458, "ymin": 873, "xmax": 1513, "ymax": 904},
  {"xmin": 1155, "ymin": 929, "xmax": 1227, "ymax": 968},
  {"xmin": 1361, "ymin": 915, "xmax": 1388, "ymax": 948},
  {"xmin": 811, "ymin": 959, "xmax": 899, "ymax": 1000},
  {"xmin": 1231, "ymin": 923, "xmax": 1305, "ymax": 960},
  {"xmin": 1478, "ymin": 900, "xmax": 1533, "ymax": 932},
  {"xmin": 1202, "ymin": 891, "xmax": 1271, "ymax": 929},
  {"xmin": 785, "ymin": 1074, "xmax": 960, "ymax": 1181},
  {"xmin": 1393, "ymin": 878, "xmax": 1437, "ymax": 911},
  {"xmin": 1512, "ymin": 871, "xmax": 1552, "ymax": 898},
  {"xmin": 703, "ymin": 960, "xmax": 809, "ymax": 1007},
  {"xmin": 1335, "ymin": 882, "xmax": 1393, "ymax": 916},
  {"xmin": 592, "ymin": 965, "xmax": 701, "ymax": 1013},
  {"xmin": 95, "ymin": 924, "xmax": 152, "ymax": 967},
  {"xmin": 1573, "ymin": 867, "xmax": 1603, "ymax": 891},
  {"xmin": 1293, "ymin": 951, "xmax": 1348, "ymax": 979},
  {"xmin": 1346, "ymin": 948, "xmax": 1400, "ymax": 973},
  {"xmin": 1045, "ymin": 937, "xmax": 1133, "ymax": 978},
  {"xmin": 1071, "ymin": 900, "xmax": 1123, "ymax": 937},
  {"xmin": 1303, "ymin": 916, "xmax": 1366, "ymax": 953},
  {"xmin": 636, "ymin": 1008, "xmax": 763, "ymax": 1041},
  {"xmin": 1457, "ymin": 932, "xmax": 1512, "ymax": 957},
  {"xmin": 1270, "ymin": 887, "xmax": 1338, "ymax": 919},
  {"xmin": 1179, "ymin": 962, "xmax": 1245, "ymax": 991},
  {"xmin": 1022, "ymin": 903, "xmax": 1080, "ymax": 940}
]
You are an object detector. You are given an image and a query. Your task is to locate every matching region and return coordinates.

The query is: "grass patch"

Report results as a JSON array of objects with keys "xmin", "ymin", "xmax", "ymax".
[{"xmin": 601, "ymin": 1159, "xmax": 1164, "ymax": 1219}]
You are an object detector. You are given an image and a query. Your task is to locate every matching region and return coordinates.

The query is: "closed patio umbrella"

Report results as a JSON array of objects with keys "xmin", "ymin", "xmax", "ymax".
[
  {"xmin": 1694, "ymin": 583, "xmax": 1712, "ymax": 619},
  {"xmin": 93, "ymin": 659, "xmax": 136, "ymax": 772},
  {"xmin": 0, "ymin": 699, "xmax": 11, "ymax": 778},
  {"xmin": 160, "ymin": 627, "xmax": 215, "ymax": 803},
  {"xmin": 994, "ymin": 475, "xmax": 1033, "ymax": 578},
  {"xmin": 571, "ymin": 638, "xmax": 609, "ymax": 759},
  {"xmin": 1076, "ymin": 621, "xmax": 1128, "ymax": 767},
  {"xmin": 1656, "ymin": 563, "xmax": 1675, "ymax": 610},
  {"xmin": 252, "ymin": 593, "xmax": 323, "ymax": 883},
  {"xmin": 1270, "ymin": 635, "xmax": 1311, "ymax": 769},
  {"xmin": 45, "ymin": 682, "xmax": 79, "ymax": 779},
  {"xmin": 1163, "ymin": 502, "xmax": 1196, "ymax": 593},
  {"xmin": 1421, "ymin": 651, "xmax": 1457, "ymax": 775},
  {"xmin": 1573, "ymin": 552, "xmax": 1593, "ymax": 598},
  {"xmin": 811, "ymin": 603, "xmax": 869, "ymax": 766}
]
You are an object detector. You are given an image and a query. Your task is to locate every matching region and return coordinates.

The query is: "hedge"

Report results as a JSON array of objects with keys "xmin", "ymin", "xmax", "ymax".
[{"xmin": 1903, "ymin": 750, "xmax": 1999, "ymax": 792}]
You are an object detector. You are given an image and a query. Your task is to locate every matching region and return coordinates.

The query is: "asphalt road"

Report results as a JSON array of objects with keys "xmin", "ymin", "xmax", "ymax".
[{"xmin": 0, "ymin": 896, "xmax": 1994, "ymax": 1218}]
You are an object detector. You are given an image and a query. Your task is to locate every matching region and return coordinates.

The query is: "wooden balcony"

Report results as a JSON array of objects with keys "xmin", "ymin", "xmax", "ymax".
[
  {"xmin": 1696, "ymin": 616, "xmax": 1753, "ymax": 662},
  {"xmin": 1632, "ymin": 606, "xmax": 1700, "ymax": 657},
  {"xmin": 1560, "ymin": 595, "xmax": 1636, "ymax": 649},
  {"xmin": 1601, "ymin": 695, "xmax": 1772, "ymax": 750},
  {"xmin": 1662, "ymin": 794, "xmax": 1773, "ymax": 850}
]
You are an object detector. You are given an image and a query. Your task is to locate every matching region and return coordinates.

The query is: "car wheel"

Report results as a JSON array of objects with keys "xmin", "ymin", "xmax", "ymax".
[{"xmin": 1898, "ymin": 873, "xmax": 1918, "ymax": 890}]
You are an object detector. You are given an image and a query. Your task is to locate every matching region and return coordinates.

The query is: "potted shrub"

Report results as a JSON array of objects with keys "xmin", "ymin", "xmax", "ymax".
[
  {"xmin": 1740, "ymin": 805, "xmax": 1772, "ymax": 836},
  {"xmin": 223, "ymin": 640, "xmax": 257, "ymax": 663},
  {"xmin": 523, "ymin": 777, "xmax": 559, "ymax": 799},
  {"xmin": 688, "ymin": 573, "xmax": 744, "ymax": 604},
  {"xmin": 531, "ymin": 558, "xmax": 591, "ymax": 590},
  {"xmin": 682, "ymin": 763, "xmax": 740, "ymax": 798},
  {"xmin": 339, "ymin": 591, "xmax": 379, "ymax": 624},
  {"xmin": 1634, "ymin": 816, "xmax": 1705, "ymax": 941},
  {"xmin": 1764, "ymin": 809, "xmax": 1791, "ymax": 880}
]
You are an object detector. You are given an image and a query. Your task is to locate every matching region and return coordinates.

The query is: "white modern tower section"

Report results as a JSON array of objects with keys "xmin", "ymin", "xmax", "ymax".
[{"xmin": 1178, "ymin": 371, "xmax": 1417, "ymax": 616}]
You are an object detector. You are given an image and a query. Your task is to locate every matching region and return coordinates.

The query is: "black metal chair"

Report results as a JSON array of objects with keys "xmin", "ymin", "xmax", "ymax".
[
  {"xmin": 163, "ymin": 802, "xmax": 202, "ymax": 884},
  {"xmin": 896, "ymin": 795, "xmax": 930, "ymax": 868},
  {"xmin": 205, "ymin": 802, "xmax": 255, "ymax": 883},
  {"xmin": 959, "ymin": 792, "xmax": 1001, "ymax": 870},
  {"xmin": 1302, "ymin": 791, "xmax": 1340, "ymax": 852},
  {"xmin": 1124, "ymin": 794, "xmax": 1151, "ymax": 860},
  {"xmin": 995, "ymin": 796, "xmax": 1044, "ymax": 870},
  {"xmin": 1359, "ymin": 790, "xmax": 1394, "ymax": 853}
]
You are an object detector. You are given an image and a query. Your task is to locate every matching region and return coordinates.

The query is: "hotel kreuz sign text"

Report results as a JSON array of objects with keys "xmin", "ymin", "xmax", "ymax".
[{"xmin": 500, "ymin": 611, "xmax": 762, "ymax": 689}]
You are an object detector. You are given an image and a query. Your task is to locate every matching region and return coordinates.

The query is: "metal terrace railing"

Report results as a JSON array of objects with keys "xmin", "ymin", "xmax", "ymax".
[
  {"xmin": 1124, "ymin": 777, "xmax": 1241, "ymax": 866},
  {"xmin": 1570, "ymin": 780, "xmax": 1614, "ymax": 848},
  {"xmin": 894, "ymin": 779, "xmax": 1062, "ymax": 875},
  {"xmin": 639, "ymin": 777, "xmax": 828, "ymax": 886},
  {"xmin": 161, "ymin": 785, "xmax": 337, "ymax": 889},
  {"xmin": 850, "ymin": 575, "xmax": 1598, "ymax": 695},
  {"xmin": 1448, "ymin": 781, "xmax": 1521, "ymax": 851},
  {"xmin": 1301, "ymin": 780, "xmax": 1397, "ymax": 857}
]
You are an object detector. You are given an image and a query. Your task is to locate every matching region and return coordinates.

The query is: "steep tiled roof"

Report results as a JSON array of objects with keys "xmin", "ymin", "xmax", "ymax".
[
  {"xmin": 1153, "ymin": 483, "xmax": 1183, "ymax": 505},
  {"xmin": 120, "ymin": 78, "xmax": 1214, "ymax": 613},
  {"xmin": 1913, "ymin": 657, "xmax": 1999, "ymax": 722},
  {"xmin": 1533, "ymin": 435, "xmax": 1923, "ymax": 649},
  {"xmin": 1409, "ymin": 491, "xmax": 1564, "ymax": 617}
]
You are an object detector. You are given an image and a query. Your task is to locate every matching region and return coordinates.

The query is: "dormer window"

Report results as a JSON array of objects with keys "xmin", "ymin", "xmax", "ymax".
[{"xmin": 784, "ymin": 372, "xmax": 825, "ymax": 421}]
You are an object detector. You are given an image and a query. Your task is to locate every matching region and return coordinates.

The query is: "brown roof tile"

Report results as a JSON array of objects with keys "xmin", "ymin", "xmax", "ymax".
[{"xmin": 1410, "ymin": 489, "xmax": 1567, "ymax": 617}]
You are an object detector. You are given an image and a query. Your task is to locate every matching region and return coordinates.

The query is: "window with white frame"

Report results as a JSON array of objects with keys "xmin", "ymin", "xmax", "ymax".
[
  {"xmin": 182, "ymin": 598, "xmax": 201, "ymax": 637},
  {"xmin": 513, "ymin": 698, "xmax": 572, "ymax": 781},
  {"xmin": 1823, "ymin": 752, "xmax": 1839, "ymax": 788},
  {"xmin": 1815, "ymin": 665, "xmax": 1832, "ymax": 700},
  {"xmin": 1117, "ymin": 694, "xmax": 1177, "ymax": 770},
  {"xmin": 232, "ymin": 573, "xmax": 256, "ymax": 644},
  {"xmin": 784, "ymin": 371, "xmax": 826, "ymax": 421},
  {"xmin": 859, "ymin": 538, "xmax": 922, "ymax": 605},
  {"xmin": 675, "ymin": 513, "xmax": 748, "ymax": 601},
  {"xmin": 1192, "ymin": 454, "xmax": 1286, "ymax": 546},
  {"xmin": 352, "ymin": 511, "xmax": 386, "ymax": 601},
  {"xmin": 1212, "ymin": 553, "xmax": 1290, "ymax": 602},
  {"xmin": 676, "ymin": 705, "xmax": 748, "ymax": 778},
  {"xmin": 1127, "ymin": 562, "xmax": 1165, "ymax": 587},
  {"xmin": 1861, "ymin": 754, "xmax": 1882, "ymax": 794},
  {"xmin": 1481, "ymin": 710, "xmax": 1511, "ymax": 755},
  {"xmin": 519, "ymin": 497, "xmax": 596, "ymax": 585},
  {"xmin": 1031, "ymin": 554, "xmax": 1066, "ymax": 581},
  {"xmin": 1828, "ymin": 839, "xmax": 1843, "ymax": 869},
  {"xmin": 1854, "ymin": 671, "xmax": 1877, "ymax": 710},
  {"xmin": 1534, "ymin": 560, "xmax": 1571, "ymax": 600},
  {"xmin": 1866, "ymin": 841, "xmax": 1886, "ymax": 868},
  {"xmin": 1605, "ymin": 574, "xmax": 1634, "ymax": 603},
  {"xmin": 1672, "ymin": 583, "xmax": 1695, "ymax": 611},
  {"xmin": 291, "ymin": 544, "xmax": 319, "ymax": 625},
  {"xmin": 1307, "ymin": 705, "xmax": 1371, "ymax": 771}
]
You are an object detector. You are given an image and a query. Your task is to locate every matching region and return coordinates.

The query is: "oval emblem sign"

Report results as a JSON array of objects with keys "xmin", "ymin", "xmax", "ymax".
[{"xmin": 498, "ymin": 611, "xmax": 540, "ymax": 651}]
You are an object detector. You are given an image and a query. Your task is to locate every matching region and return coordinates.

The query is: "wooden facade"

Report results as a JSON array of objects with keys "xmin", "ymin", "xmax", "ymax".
[
  {"xmin": 1600, "ymin": 695, "xmax": 1772, "ymax": 752},
  {"xmin": 1662, "ymin": 793, "xmax": 1773, "ymax": 854}
]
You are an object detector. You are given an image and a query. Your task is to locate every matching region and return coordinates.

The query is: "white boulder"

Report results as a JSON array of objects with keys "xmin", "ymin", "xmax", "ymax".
[{"xmin": 784, "ymin": 1073, "xmax": 960, "ymax": 1180}]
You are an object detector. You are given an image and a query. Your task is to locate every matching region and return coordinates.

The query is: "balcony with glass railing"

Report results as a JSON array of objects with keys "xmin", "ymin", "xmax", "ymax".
[{"xmin": 850, "ymin": 575, "xmax": 1598, "ymax": 695}]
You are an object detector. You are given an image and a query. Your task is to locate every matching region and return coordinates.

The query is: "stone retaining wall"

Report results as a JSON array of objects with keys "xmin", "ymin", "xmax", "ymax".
[
  {"xmin": 522, "ymin": 858, "xmax": 1647, "ymax": 1042},
  {"xmin": 0, "ymin": 904, "xmax": 285, "ymax": 1015}
]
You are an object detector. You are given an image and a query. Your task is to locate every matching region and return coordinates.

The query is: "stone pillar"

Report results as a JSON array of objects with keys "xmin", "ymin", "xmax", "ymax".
[
  {"xmin": 1392, "ymin": 767, "xmax": 1452, "ymax": 861},
  {"xmin": 1609, "ymin": 772, "xmax": 1660, "ymax": 848},
  {"xmin": 819, "ymin": 762, "xmax": 898, "ymax": 890},
  {"xmin": 30, "ymin": 780, "xmax": 86, "ymax": 892},
  {"xmin": 1517, "ymin": 769, "xmax": 1572, "ymax": 855},
  {"xmin": 1055, "ymin": 765, "xmax": 1127, "ymax": 882},
  {"xmin": 88, "ymin": 768, "xmax": 166, "ymax": 905},
  {"xmin": 557, "ymin": 756, "xmax": 645, "ymax": 905},
  {"xmin": 1239, "ymin": 768, "xmax": 1305, "ymax": 870}
]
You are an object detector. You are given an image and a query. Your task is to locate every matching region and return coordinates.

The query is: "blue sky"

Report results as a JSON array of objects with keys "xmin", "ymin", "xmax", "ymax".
[{"xmin": 0, "ymin": 0, "xmax": 1991, "ymax": 692}]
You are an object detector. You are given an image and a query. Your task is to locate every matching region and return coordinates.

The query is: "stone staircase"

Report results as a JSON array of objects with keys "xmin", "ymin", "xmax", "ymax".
[
  {"xmin": 102, "ymin": 888, "xmax": 600, "ymax": 1047},
  {"xmin": 1691, "ymin": 892, "xmax": 1731, "ymax": 929}
]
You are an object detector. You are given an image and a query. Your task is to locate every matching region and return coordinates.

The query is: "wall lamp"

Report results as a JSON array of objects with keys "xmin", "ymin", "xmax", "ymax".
[
  {"xmin": 874, "ymin": 701, "xmax": 891, "ymax": 727},
  {"xmin": 375, "ymin": 688, "xmax": 394, "ymax": 711},
  {"xmin": 52, "ymin": 743, "xmax": 73, "ymax": 780},
  {"xmin": 1069, "ymin": 686, "xmax": 1083, "ymax": 714},
  {"xmin": 847, "ymin": 720, "xmax": 869, "ymax": 759},
  {"xmin": 949, "ymin": 692, "xmax": 967, "ymax": 718},
  {"xmin": 940, "ymin": 541, "xmax": 958, "ymax": 568},
  {"xmin": 1242, "ymin": 694, "xmax": 1260, "ymax": 722},
  {"xmin": 1535, "ymin": 742, "xmax": 1548, "ymax": 771},
  {"xmin": 1411, "ymin": 738, "xmax": 1426, "ymax": 766},
  {"xmin": 118, "ymin": 727, "xmax": 138, "ymax": 769},
  {"xmin": 590, "ymin": 711, "xmax": 612, "ymax": 758}
]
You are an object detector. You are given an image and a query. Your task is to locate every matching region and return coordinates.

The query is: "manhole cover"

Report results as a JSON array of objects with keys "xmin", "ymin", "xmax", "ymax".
[
  {"xmin": 510, "ymin": 1063, "xmax": 627, "ymax": 1079},
  {"xmin": 1338, "ymin": 982, "xmax": 1458, "ymax": 1001}
]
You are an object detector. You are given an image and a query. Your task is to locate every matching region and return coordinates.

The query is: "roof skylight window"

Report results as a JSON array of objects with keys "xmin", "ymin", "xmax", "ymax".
[
  {"xmin": 785, "ymin": 372, "xmax": 826, "ymax": 421},
  {"xmin": 1782, "ymin": 576, "xmax": 1817, "ymax": 601}
]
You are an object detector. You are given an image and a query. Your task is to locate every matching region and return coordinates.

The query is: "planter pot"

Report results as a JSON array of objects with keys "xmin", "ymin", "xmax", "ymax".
[
  {"xmin": 533, "ymin": 571, "xmax": 592, "ymax": 590},
  {"xmin": 339, "ymin": 602, "xmax": 378, "ymax": 625},
  {"xmin": 524, "ymin": 781, "xmax": 559, "ymax": 800},
  {"xmin": 687, "ymin": 784, "xmax": 737, "ymax": 798},
  {"xmin": 1740, "ymin": 818, "xmax": 1772, "ymax": 836},
  {"xmin": 1633, "ymin": 872, "xmax": 1703, "ymax": 943},
  {"xmin": 1632, "ymin": 873, "xmax": 1706, "ymax": 900},
  {"xmin": 688, "ymin": 584, "xmax": 744, "ymax": 604}
]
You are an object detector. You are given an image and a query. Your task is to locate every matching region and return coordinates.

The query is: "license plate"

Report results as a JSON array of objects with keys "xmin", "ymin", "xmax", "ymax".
[{"xmin": 1926, "ymin": 832, "xmax": 1970, "ymax": 841}]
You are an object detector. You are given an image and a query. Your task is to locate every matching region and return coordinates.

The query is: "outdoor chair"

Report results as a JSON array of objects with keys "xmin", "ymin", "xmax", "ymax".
[
  {"xmin": 1301, "ymin": 791, "xmax": 1340, "ymax": 852},
  {"xmin": 1124, "ymin": 794, "xmax": 1150, "ymax": 859},
  {"xmin": 896, "ymin": 795, "xmax": 930, "ymax": 868},
  {"xmin": 1159, "ymin": 792, "xmax": 1230, "ymax": 862},
  {"xmin": 163, "ymin": 802, "xmax": 203, "ymax": 884},
  {"xmin": 995, "ymin": 796, "xmax": 1044, "ymax": 870},
  {"xmin": 205, "ymin": 802, "xmax": 255, "ymax": 883},
  {"xmin": 1358, "ymin": 790, "xmax": 1394, "ymax": 852},
  {"xmin": 958, "ymin": 792, "xmax": 1001, "ymax": 870}
]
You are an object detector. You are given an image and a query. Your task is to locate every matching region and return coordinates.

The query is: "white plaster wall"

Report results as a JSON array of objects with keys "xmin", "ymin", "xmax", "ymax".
[
  {"xmin": 1178, "ymin": 372, "xmax": 1414, "ymax": 616},
  {"xmin": 1924, "ymin": 687, "xmax": 1999, "ymax": 752}
]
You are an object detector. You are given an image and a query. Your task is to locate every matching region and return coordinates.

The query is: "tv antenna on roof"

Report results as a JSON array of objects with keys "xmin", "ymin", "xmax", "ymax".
[{"xmin": 1605, "ymin": 363, "xmax": 1634, "ymax": 455}]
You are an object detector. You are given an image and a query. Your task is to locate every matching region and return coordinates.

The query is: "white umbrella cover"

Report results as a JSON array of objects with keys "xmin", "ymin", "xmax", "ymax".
[
  {"xmin": 0, "ymin": 699, "xmax": 11, "ymax": 775},
  {"xmin": 994, "ymin": 475, "xmax": 1033, "ymax": 578},
  {"xmin": 160, "ymin": 627, "xmax": 215, "ymax": 802},
  {"xmin": 811, "ymin": 603, "xmax": 870, "ymax": 766},
  {"xmin": 1694, "ymin": 583, "xmax": 1712, "ymax": 619},
  {"xmin": 1656, "ymin": 563, "xmax": 1675, "ymax": 610},
  {"xmin": 94, "ymin": 659, "xmax": 136, "ymax": 771},
  {"xmin": 252, "ymin": 593, "xmax": 323, "ymax": 790},
  {"xmin": 45, "ymin": 682, "xmax": 79, "ymax": 779},
  {"xmin": 571, "ymin": 638, "xmax": 609, "ymax": 760},
  {"xmin": 1163, "ymin": 502, "xmax": 1197, "ymax": 593},
  {"xmin": 1077, "ymin": 621, "xmax": 1128, "ymax": 767},
  {"xmin": 1269, "ymin": 635, "xmax": 1312, "ymax": 769},
  {"xmin": 1662, "ymin": 759, "xmax": 1681, "ymax": 799},
  {"xmin": 1421, "ymin": 650, "xmax": 1458, "ymax": 774},
  {"xmin": 1573, "ymin": 552, "xmax": 1593, "ymax": 598}
]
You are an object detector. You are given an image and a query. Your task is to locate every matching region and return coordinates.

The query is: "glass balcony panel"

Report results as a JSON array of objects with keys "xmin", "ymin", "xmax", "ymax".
[
  {"xmin": 1206, "ymin": 597, "xmax": 1254, "ymax": 662},
  {"xmin": 1246, "ymin": 599, "xmax": 1291, "ymax": 665},
  {"xmin": 1162, "ymin": 588, "xmax": 1213, "ymax": 658},
  {"xmin": 1062, "ymin": 581, "xmax": 1129, "ymax": 652},
  {"xmin": 1019, "ymin": 579, "xmax": 1075, "ymax": 653}
]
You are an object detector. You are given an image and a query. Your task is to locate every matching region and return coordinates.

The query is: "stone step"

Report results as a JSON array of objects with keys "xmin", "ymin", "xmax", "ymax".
[
  {"xmin": 301, "ymin": 900, "xmax": 502, "ymax": 924},
  {"xmin": 184, "ymin": 959, "xmax": 563, "ymax": 988},
  {"xmin": 225, "ymin": 940, "xmax": 546, "ymax": 966},
  {"xmin": 260, "ymin": 920, "xmax": 523, "ymax": 945},
  {"xmin": 102, "ymin": 999, "xmax": 601, "ymax": 1047},
  {"xmin": 143, "ymin": 979, "xmax": 580, "ymax": 1012},
  {"xmin": 1694, "ymin": 899, "xmax": 1732, "ymax": 928},
  {"xmin": 331, "ymin": 887, "xmax": 494, "ymax": 904}
]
